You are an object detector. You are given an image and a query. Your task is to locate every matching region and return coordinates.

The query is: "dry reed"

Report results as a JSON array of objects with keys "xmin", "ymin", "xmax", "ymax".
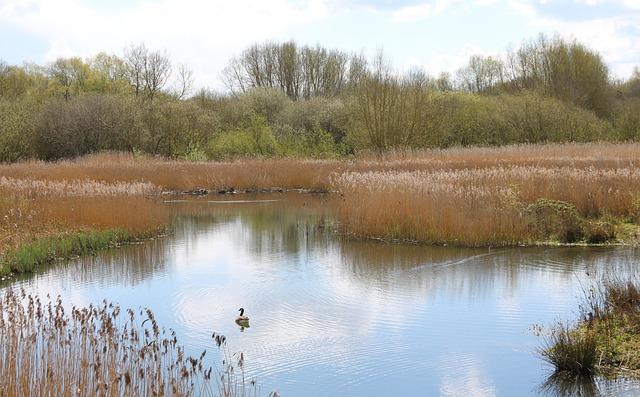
[
  {"xmin": 2, "ymin": 143, "xmax": 639, "ymax": 192},
  {"xmin": 332, "ymin": 163, "xmax": 640, "ymax": 246},
  {"xmin": 0, "ymin": 142, "xmax": 639, "ymax": 252},
  {"xmin": 0, "ymin": 289, "xmax": 264, "ymax": 397}
]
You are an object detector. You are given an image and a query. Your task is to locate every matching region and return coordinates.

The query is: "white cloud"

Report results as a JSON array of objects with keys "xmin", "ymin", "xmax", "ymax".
[
  {"xmin": 391, "ymin": 0, "xmax": 464, "ymax": 22},
  {"xmin": 392, "ymin": 3, "xmax": 434, "ymax": 22},
  {"xmin": 405, "ymin": 44, "xmax": 491, "ymax": 76},
  {"xmin": 525, "ymin": 13, "xmax": 640, "ymax": 78},
  {"xmin": 0, "ymin": 0, "xmax": 331, "ymax": 88}
]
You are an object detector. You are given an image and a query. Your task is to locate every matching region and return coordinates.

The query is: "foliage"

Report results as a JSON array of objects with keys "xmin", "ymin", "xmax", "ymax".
[
  {"xmin": 526, "ymin": 199, "xmax": 584, "ymax": 243},
  {"xmin": 540, "ymin": 278, "xmax": 640, "ymax": 379},
  {"xmin": 0, "ymin": 35, "xmax": 638, "ymax": 161},
  {"xmin": 540, "ymin": 323, "xmax": 598, "ymax": 376}
]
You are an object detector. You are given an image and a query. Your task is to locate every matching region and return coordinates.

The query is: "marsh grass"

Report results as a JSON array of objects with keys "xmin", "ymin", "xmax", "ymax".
[
  {"xmin": 0, "ymin": 229, "xmax": 134, "ymax": 276},
  {"xmin": 0, "ymin": 192, "xmax": 169, "ymax": 260},
  {"xmin": 332, "ymin": 163, "xmax": 640, "ymax": 246},
  {"xmin": 2, "ymin": 143, "xmax": 640, "ymax": 192},
  {"xmin": 541, "ymin": 277, "xmax": 640, "ymax": 378},
  {"xmin": 540, "ymin": 322, "xmax": 598, "ymax": 376},
  {"xmin": 0, "ymin": 290, "xmax": 266, "ymax": 397},
  {"xmin": 0, "ymin": 142, "xmax": 639, "ymax": 252}
]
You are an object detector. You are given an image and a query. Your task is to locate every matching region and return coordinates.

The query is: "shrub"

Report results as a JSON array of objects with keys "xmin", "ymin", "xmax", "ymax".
[
  {"xmin": 207, "ymin": 115, "xmax": 277, "ymax": 160},
  {"xmin": 584, "ymin": 221, "xmax": 615, "ymax": 244},
  {"xmin": 0, "ymin": 98, "xmax": 37, "ymax": 162},
  {"xmin": 141, "ymin": 99, "xmax": 218, "ymax": 157},
  {"xmin": 527, "ymin": 199, "xmax": 584, "ymax": 243},
  {"xmin": 613, "ymin": 98, "xmax": 640, "ymax": 140},
  {"xmin": 34, "ymin": 95, "xmax": 143, "ymax": 160}
]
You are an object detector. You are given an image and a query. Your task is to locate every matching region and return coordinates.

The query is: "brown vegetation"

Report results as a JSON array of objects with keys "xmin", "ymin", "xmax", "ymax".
[
  {"xmin": 0, "ymin": 289, "xmax": 261, "ymax": 396},
  {"xmin": 0, "ymin": 142, "xmax": 638, "ymax": 251}
]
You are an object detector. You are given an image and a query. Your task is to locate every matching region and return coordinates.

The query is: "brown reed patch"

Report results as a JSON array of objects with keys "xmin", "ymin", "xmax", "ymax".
[
  {"xmin": 0, "ymin": 289, "xmax": 263, "ymax": 396},
  {"xmin": 0, "ymin": 142, "xmax": 639, "ymax": 250},
  {"xmin": 0, "ymin": 192, "xmax": 169, "ymax": 258},
  {"xmin": 331, "ymin": 161, "xmax": 640, "ymax": 246},
  {"xmin": 1, "ymin": 143, "xmax": 639, "ymax": 192}
]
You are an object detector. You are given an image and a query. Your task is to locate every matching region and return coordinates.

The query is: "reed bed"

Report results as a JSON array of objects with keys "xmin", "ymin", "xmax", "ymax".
[
  {"xmin": 332, "ymin": 163, "xmax": 640, "ymax": 246},
  {"xmin": 1, "ymin": 143, "xmax": 639, "ymax": 192},
  {"xmin": 0, "ymin": 194, "xmax": 168, "ymax": 259},
  {"xmin": 0, "ymin": 142, "xmax": 638, "ymax": 254},
  {"xmin": 0, "ymin": 176, "xmax": 158, "ymax": 198},
  {"xmin": 0, "ymin": 289, "xmax": 263, "ymax": 397}
]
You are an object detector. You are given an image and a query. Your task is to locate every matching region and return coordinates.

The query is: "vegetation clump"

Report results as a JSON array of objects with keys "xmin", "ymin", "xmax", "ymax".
[
  {"xmin": 526, "ymin": 199, "xmax": 584, "ymax": 243},
  {"xmin": 584, "ymin": 221, "xmax": 616, "ymax": 244},
  {"xmin": 540, "ymin": 278, "xmax": 640, "ymax": 378},
  {"xmin": 0, "ymin": 229, "xmax": 133, "ymax": 276},
  {"xmin": 0, "ymin": 290, "xmax": 264, "ymax": 396},
  {"xmin": 540, "ymin": 322, "xmax": 598, "ymax": 376}
]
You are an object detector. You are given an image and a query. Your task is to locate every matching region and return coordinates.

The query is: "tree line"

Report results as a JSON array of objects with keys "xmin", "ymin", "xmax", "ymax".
[{"xmin": 0, "ymin": 34, "xmax": 639, "ymax": 162}]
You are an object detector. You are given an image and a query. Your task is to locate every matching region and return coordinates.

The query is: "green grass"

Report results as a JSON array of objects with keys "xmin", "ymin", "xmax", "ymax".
[
  {"xmin": 0, "ymin": 229, "xmax": 134, "ymax": 277},
  {"xmin": 540, "ymin": 322, "xmax": 598, "ymax": 376},
  {"xmin": 540, "ymin": 278, "xmax": 640, "ymax": 379}
]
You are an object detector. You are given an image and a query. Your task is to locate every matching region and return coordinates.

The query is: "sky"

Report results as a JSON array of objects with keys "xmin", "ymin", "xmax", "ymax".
[{"xmin": 1, "ymin": 0, "xmax": 639, "ymax": 90}]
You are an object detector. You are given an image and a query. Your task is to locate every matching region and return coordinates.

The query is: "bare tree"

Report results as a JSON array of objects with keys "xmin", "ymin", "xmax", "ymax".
[
  {"xmin": 124, "ymin": 43, "xmax": 172, "ymax": 101},
  {"xmin": 124, "ymin": 43, "xmax": 147, "ymax": 97},
  {"xmin": 222, "ymin": 41, "xmax": 359, "ymax": 99},
  {"xmin": 173, "ymin": 64, "xmax": 194, "ymax": 99},
  {"xmin": 456, "ymin": 55, "xmax": 504, "ymax": 93}
]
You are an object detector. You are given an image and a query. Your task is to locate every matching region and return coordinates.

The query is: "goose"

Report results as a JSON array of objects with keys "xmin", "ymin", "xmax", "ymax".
[{"xmin": 235, "ymin": 308, "xmax": 250, "ymax": 326}]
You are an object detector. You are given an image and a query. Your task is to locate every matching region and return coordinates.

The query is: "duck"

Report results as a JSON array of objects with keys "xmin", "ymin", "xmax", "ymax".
[{"xmin": 235, "ymin": 308, "xmax": 250, "ymax": 326}]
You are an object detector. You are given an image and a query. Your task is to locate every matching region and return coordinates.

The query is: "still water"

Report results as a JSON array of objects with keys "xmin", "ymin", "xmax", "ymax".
[{"xmin": 4, "ymin": 195, "xmax": 640, "ymax": 396}]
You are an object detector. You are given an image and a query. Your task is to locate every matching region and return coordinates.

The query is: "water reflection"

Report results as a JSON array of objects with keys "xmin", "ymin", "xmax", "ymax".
[
  {"xmin": 538, "ymin": 373, "xmax": 640, "ymax": 397},
  {"xmin": 3, "ymin": 195, "xmax": 640, "ymax": 397}
]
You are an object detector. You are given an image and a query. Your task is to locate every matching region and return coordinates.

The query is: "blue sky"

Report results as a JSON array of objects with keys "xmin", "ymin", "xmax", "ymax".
[{"xmin": 1, "ymin": 0, "xmax": 639, "ymax": 89}]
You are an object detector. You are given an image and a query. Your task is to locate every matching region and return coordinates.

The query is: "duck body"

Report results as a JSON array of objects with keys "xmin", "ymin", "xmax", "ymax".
[{"xmin": 235, "ymin": 308, "xmax": 250, "ymax": 326}]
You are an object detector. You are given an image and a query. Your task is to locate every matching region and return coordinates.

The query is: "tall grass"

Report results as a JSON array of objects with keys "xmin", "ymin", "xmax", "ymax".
[
  {"xmin": 0, "ymin": 290, "xmax": 266, "ymax": 396},
  {"xmin": 0, "ymin": 143, "xmax": 639, "ymax": 249},
  {"xmin": 0, "ymin": 194, "xmax": 169, "ymax": 261},
  {"xmin": 332, "ymin": 164, "xmax": 640, "ymax": 246},
  {"xmin": 539, "ymin": 322, "xmax": 598, "ymax": 376},
  {"xmin": 540, "ymin": 277, "xmax": 640, "ymax": 378},
  {"xmin": 0, "ymin": 229, "xmax": 133, "ymax": 275},
  {"xmin": 1, "ymin": 143, "xmax": 639, "ymax": 192}
]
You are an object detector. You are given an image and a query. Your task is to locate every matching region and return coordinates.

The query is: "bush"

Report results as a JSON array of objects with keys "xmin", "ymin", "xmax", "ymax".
[
  {"xmin": 0, "ymin": 98, "xmax": 37, "ymax": 162},
  {"xmin": 613, "ymin": 98, "xmax": 640, "ymax": 140},
  {"xmin": 584, "ymin": 221, "xmax": 615, "ymax": 244},
  {"xmin": 527, "ymin": 198, "xmax": 585, "ymax": 243},
  {"xmin": 207, "ymin": 115, "xmax": 277, "ymax": 160},
  {"xmin": 141, "ymin": 99, "xmax": 218, "ymax": 157},
  {"xmin": 276, "ymin": 126, "xmax": 343, "ymax": 158},
  {"xmin": 34, "ymin": 95, "xmax": 143, "ymax": 160}
]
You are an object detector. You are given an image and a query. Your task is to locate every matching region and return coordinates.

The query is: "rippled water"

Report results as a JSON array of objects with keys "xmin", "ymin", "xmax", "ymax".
[{"xmin": 3, "ymin": 194, "xmax": 640, "ymax": 396}]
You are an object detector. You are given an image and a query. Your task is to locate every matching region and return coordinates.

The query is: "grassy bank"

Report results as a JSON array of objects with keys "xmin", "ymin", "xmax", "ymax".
[
  {"xmin": 540, "ymin": 278, "xmax": 640, "ymax": 378},
  {"xmin": 0, "ymin": 229, "xmax": 138, "ymax": 277},
  {"xmin": 0, "ymin": 290, "xmax": 258, "ymax": 396},
  {"xmin": 0, "ymin": 176, "xmax": 169, "ymax": 277}
]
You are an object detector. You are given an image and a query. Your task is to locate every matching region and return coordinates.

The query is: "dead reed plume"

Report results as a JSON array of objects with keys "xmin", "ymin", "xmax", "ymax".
[
  {"xmin": 332, "ymin": 163, "xmax": 640, "ymax": 246},
  {"xmin": 0, "ymin": 289, "xmax": 267, "ymax": 397},
  {"xmin": 0, "ymin": 142, "xmax": 639, "ymax": 250},
  {"xmin": 1, "ymin": 143, "xmax": 639, "ymax": 192}
]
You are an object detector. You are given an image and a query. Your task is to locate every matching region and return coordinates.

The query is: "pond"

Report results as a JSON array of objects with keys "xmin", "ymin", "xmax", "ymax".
[{"xmin": 3, "ymin": 194, "xmax": 640, "ymax": 396}]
